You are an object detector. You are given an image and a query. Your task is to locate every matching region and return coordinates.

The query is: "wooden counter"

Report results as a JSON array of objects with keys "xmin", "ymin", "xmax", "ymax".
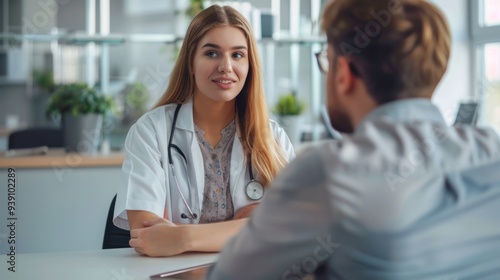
[
  {"xmin": 0, "ymin": 148, "xmax": 124, "ymax": 168},
  {"xmin": 0, "ymin": 127, "xmax": 13, "ymax": 137}
]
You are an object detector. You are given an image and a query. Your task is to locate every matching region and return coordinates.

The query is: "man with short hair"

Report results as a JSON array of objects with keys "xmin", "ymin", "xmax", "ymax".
[{"xmin": 207, "ymin": 0, "xmax": 500, "ymax": 279}]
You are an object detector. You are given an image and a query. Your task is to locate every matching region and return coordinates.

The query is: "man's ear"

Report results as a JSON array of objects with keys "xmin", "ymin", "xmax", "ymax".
[{"xmin": 335, "ymin": 56, "xmax": 356, "ymax": 96}]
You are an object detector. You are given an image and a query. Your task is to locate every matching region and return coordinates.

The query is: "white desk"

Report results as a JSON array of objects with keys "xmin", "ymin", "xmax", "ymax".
[{"xmin": 0, "ymin": 248, "xmax": 218, "ymax": 280}]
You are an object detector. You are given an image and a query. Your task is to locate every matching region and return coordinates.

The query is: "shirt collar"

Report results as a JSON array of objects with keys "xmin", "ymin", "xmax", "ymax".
[
  {"xmin": 177, "ymin": 99, "xmax": 240, "ymax": 137},
  {"xmin": 356, "ymin": 98, "xmax": 447, "ymax": 132}
]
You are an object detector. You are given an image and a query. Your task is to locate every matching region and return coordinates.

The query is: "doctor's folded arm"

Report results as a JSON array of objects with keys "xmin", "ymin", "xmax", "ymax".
[{"xmin": 112, "ymin": 5, "xmax": 295, "ymax": 258}]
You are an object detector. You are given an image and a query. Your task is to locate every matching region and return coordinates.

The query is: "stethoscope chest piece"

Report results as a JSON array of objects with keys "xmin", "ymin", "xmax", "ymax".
[{"xmin": 246, "ymin": 180, "xmax": 264, "ymax": 201}]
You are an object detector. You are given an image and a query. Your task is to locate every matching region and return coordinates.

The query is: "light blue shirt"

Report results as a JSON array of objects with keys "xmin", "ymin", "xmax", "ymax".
[{"xmin": 207, "ymin": 98, "xmax": 500, "ymax": 280}]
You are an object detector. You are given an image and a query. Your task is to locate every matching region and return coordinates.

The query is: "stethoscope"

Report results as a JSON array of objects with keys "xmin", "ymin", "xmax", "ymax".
[{"xmin": 168, "ymin": 104, "xmax": 264, "ymax": 220}]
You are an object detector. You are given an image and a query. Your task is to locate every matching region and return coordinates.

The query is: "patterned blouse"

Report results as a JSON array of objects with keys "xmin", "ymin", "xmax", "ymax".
[{"xmin": 195, "ymin": 120, "xmax": 236, "ymax": 223}]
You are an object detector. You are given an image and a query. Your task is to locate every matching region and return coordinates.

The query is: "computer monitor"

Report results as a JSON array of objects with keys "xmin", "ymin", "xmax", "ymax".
[{"xmin": 454, "ymin": 102, "xmax": 479, "ymax": 125}]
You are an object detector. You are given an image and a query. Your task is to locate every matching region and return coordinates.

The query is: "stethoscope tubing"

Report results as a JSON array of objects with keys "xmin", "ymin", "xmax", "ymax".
[
  {"xmin": 168, "ymin": 104, "xmax": 262, "ymax": 220},
  {"xmin": 169, "ymin": 163, "xmax": 198, "ymax": 219}
]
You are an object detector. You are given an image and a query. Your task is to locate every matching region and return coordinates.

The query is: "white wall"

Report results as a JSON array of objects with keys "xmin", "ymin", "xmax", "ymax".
[
  {"xmin": 430, "ymin": 0, "xmax": 472, "ymax": 124},
  {"xmin": 22, "ymin": 0, "xmax": 58, "ymax": 34}
]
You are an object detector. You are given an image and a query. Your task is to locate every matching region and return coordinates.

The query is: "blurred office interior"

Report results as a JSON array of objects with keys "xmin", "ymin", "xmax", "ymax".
[
  {"xmin": 0, "ymin": 0, "xmax": 500, "ymax": 255},
  {"xmin": 0, "ymin": 0, "xmax": 499, "ymax": 150}
]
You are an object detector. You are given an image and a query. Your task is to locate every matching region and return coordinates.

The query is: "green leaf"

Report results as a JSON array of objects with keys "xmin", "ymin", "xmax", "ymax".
[
  {"xmin": 272, "ymin": 93, "xmax": 306, "ymax": 116},
  {"xmin": 45, "ymin": 82, "xmax": 115, "ymax": 118}
]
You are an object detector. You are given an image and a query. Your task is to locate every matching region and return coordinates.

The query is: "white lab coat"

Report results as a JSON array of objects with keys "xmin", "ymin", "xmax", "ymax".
[{"xmin": 113, "ymin": 100, "xmax": 295, "ymax": 229}]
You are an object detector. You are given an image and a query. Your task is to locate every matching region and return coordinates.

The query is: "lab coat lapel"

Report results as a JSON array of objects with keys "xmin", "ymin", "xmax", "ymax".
[{"xmin": 175, "ymin": 101, "xmax": 204, "ymax": 217}]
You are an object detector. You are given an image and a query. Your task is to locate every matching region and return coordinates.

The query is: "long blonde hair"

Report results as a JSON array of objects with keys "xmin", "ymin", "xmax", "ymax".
[{"xmin": 154, "ymin": 5, "xmax": 287, "ymax": 186}]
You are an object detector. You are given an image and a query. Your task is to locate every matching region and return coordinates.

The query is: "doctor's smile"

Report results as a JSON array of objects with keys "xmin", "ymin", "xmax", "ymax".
[{"xmin": 212, "ymin": 77, "xmax": 236, "ymax": 90}]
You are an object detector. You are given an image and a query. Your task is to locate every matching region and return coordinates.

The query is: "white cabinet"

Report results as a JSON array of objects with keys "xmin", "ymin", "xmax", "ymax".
[{"xmin": 0, "ymin": 166, "xmax": 122, "ymax": 254}]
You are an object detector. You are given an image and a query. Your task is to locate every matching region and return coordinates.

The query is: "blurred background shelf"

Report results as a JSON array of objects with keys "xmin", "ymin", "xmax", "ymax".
[
  {"xmin": 0, "ymin": 33, "xmax": 178, "ymax": 44},
  {"xmin": 0, "ymin": 0, "xmax": 331, "ymax": 152},
  {"xmin": 0, "ymin": 32, "xmax": 326, "ymax": 45},
  {"xmin": 1, "ymin": 0, "xmax": 499, "ymax": 152}
]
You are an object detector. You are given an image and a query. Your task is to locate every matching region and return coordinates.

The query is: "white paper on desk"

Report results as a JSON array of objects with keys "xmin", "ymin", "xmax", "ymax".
[
  {"xmin": 5, "ymin": 146, "xmax": 49, "ymax": 157},
  {"xmin": 150, "ymin": 263, "xmax": 213, "ymax": 279}
]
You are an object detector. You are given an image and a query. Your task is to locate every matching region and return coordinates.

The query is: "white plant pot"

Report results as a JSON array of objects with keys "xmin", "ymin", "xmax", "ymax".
[{"xmin": 279, "ymin": 115, "xmax": 304, "ymax": 147}]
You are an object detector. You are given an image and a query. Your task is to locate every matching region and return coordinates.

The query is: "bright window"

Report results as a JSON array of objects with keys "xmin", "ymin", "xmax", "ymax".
[
  {"xmin": 472, "ymin": 0, "xmax": 500, "ymax": 130},
  {"xmin": 482, "ymin": 43, "xmax": 500, "ymax": 130},
  {"xmin": 485, "ymin": 43, "xmax": 500, "ymax": 82},
  {"xmin": 484, "ymin": 0, "xmax": 500, "ymax": 26}
]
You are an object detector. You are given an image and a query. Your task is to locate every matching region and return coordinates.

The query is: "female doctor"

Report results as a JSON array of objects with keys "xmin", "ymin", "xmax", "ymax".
[{"xmin": 113, "ymin": 5, "xmax": 295, "ymax": 257}]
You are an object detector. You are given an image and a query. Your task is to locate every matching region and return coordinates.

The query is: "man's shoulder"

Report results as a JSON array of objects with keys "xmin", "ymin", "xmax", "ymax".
[{"xmin": 317, "ymin": 120, "xmax": 500, "ymax": 173}]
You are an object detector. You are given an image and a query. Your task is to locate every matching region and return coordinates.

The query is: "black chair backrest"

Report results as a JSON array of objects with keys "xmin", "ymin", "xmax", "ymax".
[
  {"xmin": 102, "ymin": 194, "xmax": 131, "ymax": 249},
  {"xmin": 8, "ymin": 127, "xmax": 64, "ymax": 149}
]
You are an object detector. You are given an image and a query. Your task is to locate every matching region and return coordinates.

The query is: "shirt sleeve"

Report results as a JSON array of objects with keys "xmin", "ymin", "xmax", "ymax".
[
  {"xmin": 113, "ymin": 115, "xmax": 167, "ymax": 230},
  {"xmin": 207, "ymin": 147, "xmax": 336, "ymax": 280}
]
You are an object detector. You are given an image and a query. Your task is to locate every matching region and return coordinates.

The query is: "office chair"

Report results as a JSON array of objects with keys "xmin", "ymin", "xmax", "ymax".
[
  {"xmin": 102, "ymin": 194, "xmax": 131, "ymax": 249},
  {"xmin": 8, "ymin": 127, "xmax": 64, "ymax": 150}
]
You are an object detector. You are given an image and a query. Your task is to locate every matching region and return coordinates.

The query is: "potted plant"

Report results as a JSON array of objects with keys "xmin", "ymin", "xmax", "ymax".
[
  {"xmin": 186, "ymin": 0, "xmax": 204, "ymax": 17},
  {"xmin": 32, "ymin": 70, "xmax": 57, "ymax": 127},
  {"xmin": 33, "ymin": 70, "xmax": 56, "ymax": 93},
  {"xmin": 273, "ymin": 93, "xmax": 306, "ymax": 146},
  {"xmin": 175, "ymin": 0, "xmax": 205, "ymax": 37},
  {"xmin": 46, "ymin": 83, "xmax": 115, "ymax": 154},
  {"xmin": 121, "ymin": 82, "xmax": 149, "ymax": 125}
]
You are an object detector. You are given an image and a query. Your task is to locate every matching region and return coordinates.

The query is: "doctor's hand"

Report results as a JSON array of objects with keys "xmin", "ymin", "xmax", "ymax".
[{"xmin": 129, "ymin": 219, "xmax": 191, "ymax": 257}]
